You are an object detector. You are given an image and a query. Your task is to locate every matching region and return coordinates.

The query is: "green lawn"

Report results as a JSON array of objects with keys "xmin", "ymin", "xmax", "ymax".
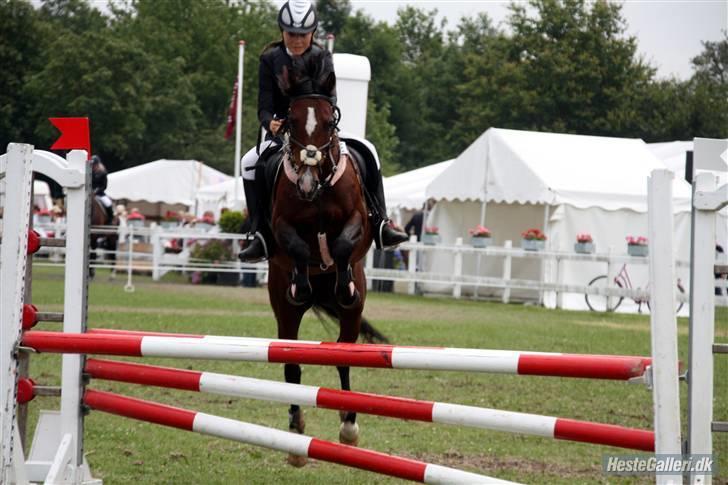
[{"xmin": 21, "ymin": 266, "xmax": 727, "ymax": 484}]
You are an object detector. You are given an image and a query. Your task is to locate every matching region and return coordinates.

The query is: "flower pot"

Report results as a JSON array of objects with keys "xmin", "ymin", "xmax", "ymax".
[
  {"xmin": 521, "ymin": 239, "xmax": 545, "ymax": 251},
  {"xmin": 160, "ymin": 221, "xmax": 179, "ymax": 229},
  {"xmin": 628, "ymin": 244, "xmax": 648, "ymax": 257},
  {"xmin": 574, "ymin": 242, "xmax": 594, "ymax": 254},
  {"xmin": 422, "ymin": 234, "xmax": 440, "ymax": 245},
  {"xmin": 471, "ymin": 236, "xmax": 491, "ymax": 248}
]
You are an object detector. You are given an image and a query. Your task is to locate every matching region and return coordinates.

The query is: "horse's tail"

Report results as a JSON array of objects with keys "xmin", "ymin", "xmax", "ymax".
[
  {"xmin": 359, "ymin": 317, "xmax": 389, "ymax": 344},
  {"xmin": 311, "ymin": 304, "xmax": 389, "ymax": 344}
]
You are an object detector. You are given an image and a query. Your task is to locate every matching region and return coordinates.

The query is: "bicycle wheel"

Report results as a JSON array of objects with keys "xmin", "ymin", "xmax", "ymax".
[
  {"xmin": 585, "ymin": 275, "xmax": 624, "ymax": 312},
  {"xmin": 645, "ymin": 281, "xmax": 686, "ymax": 314}
]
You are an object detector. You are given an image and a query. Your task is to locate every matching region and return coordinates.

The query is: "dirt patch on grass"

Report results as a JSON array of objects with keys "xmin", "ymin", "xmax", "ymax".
[
  {"xmin": 142, "ymin": 283, "xmax": 272, "ymax": 304},
  {"xmin": 404, "ymin": 450, "xmax": 603, "ymax": 480},
  {"xmin": 573, "ymin": 318, "xmax": 689, "ymax": 336},
  {"xmin": 88, "ymin": 305, "xmax": 273, "ymax": 318}
]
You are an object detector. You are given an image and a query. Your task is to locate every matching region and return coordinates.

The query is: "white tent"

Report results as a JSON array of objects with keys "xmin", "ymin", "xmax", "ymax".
[
  {"xmin": 194, "ymin": 178, "xmax": 245, "ymax": 219},
  {"xmin": 107, "ymin": 160, "xmax": 231, "ymax": 217},
  {"xmin": 33, "ymin": 181, "xmax": 52, "ymax": 210},
  {"xmin": 383, "ymin": 160, "xmax": 453, "ymax": 225},
  {"xmin": 424, "ymin": 128, "xmax": 705, "ymax": 312},
  {"xmin": 648, "ymin": 141, "xmax": 695, "ymax": 183}
]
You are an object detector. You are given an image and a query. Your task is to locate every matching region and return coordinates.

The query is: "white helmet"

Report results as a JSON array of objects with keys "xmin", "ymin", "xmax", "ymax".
[{"xmin": 278, "ymin": 0, "xmax": 318, "ymax": 34}]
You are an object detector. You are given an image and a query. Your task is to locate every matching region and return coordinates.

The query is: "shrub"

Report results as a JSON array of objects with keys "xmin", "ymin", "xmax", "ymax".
[
  {"xmin": 218, "ymin": 210, "xmax": 245, "ymax": 234},
  {"xmin": 190, "ymin": 239, "xmax": 233, "ymax": 262}
]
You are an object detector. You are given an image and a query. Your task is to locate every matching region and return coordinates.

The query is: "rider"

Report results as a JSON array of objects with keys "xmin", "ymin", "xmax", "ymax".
[
  {"xmin": 238, "ymin": 0, "xmax": 409, "ymax": 262},
  {"xmin": 91, "ymin": 155, "xmax": 113, "ymax": 222}
]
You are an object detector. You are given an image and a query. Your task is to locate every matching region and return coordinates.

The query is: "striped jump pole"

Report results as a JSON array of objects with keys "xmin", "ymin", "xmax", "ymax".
[
  {"xmin": 83, "ymin": 389, "xmax": 517, "ymax": 484},
  {"xmin": 22, "ymin": 330, "xmax": 650, "ymax": 381},
  {"xmin": 85, "ymin": 358, "xmax": 655, "ymax": 451}
]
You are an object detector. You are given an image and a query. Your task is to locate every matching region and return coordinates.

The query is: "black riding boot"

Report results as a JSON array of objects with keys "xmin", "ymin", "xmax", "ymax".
[
  {"xmin": 238, "ymin": 180, "xmax": 270, "ymax": 262},
  {"xmin": 367, "ymin": 168, "xmax": 409, "ymax": 249}
]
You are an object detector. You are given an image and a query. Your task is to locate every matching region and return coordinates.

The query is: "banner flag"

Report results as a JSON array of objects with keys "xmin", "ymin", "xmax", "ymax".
[
  {"xmin": 224, "ymin": 79, "xmax": 238, "ymax": 140},
  {"xmin": 49, "ymin": 117, "xmax": 91, "ymax": 158}
]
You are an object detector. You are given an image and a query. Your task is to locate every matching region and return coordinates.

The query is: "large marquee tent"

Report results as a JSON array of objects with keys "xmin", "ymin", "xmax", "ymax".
[
  {"xmin": 107, "ymin": 160, "xmax": 230, "ymax": 218},
  {"xmin": 423, "ymin": 128, "xmax": 707, "ymax": 312}
]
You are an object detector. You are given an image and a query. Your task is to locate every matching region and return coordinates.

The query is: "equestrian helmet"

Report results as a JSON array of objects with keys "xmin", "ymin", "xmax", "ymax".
[{"xmin": 278, "ymin": 0, "xmax": 318, "ymax": 34}]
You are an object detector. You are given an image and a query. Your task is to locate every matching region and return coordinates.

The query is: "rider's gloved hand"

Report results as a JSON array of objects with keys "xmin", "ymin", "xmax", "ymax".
[{"xmin": 269, "ymin": 119, "xmax": 283, "ymax": 135}]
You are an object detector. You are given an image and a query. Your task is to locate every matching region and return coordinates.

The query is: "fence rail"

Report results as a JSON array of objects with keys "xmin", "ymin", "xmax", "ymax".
[{"xmin": 14, "ymin": 223, "xmax": 728, "ymax": 308}]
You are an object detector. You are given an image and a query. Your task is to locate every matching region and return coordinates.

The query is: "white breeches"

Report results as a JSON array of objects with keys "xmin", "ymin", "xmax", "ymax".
[{"xmin": 240, "ymin": 133, "xmax": 379, "ymax": 181}]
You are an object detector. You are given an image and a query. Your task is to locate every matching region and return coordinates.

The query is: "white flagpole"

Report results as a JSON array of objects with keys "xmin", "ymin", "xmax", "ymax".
[{"xmin": 233, "ymin": 40, "xmax": 246, "ymax": 211}]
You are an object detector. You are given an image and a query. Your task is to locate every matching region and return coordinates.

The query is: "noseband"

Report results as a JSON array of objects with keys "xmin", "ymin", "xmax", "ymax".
[{"xmin": 285, "ymin": 94, "xmax": 341, "ymax": 170}]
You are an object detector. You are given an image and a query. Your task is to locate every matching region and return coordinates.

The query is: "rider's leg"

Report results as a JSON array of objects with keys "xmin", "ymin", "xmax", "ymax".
[
  {"xmin": 342, "ymin": 139, "xmax": 408, "ymax": 249},
  {"xmin": 238, "ymin": 142, "xmax": 274, "ymax": 262}
]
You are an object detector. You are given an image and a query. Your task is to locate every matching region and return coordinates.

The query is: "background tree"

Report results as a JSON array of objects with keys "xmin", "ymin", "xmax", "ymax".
[
  {"xmin": 316, "ymin": 0, "xmax": 351, "ymax": 38},
  {"xmin": 2, "ymin": 0, "xmax": 725, "ymax": 178}
]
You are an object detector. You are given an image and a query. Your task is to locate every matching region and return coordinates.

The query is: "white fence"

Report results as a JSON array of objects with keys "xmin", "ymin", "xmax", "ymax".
[{"xmin": 24, "ymin": 222, "xmax": 728, "ymax": 309}]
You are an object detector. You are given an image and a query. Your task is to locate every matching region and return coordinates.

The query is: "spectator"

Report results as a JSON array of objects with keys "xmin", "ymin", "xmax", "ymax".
[{"xmin": 405, "ymin": 199, "xmax": 435, "ymax": 242}]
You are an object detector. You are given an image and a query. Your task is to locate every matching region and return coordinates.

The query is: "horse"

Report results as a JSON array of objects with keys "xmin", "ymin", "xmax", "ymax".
[
  {"xmin": 264, "ymin": 61, "xmax": 386, "ymax": 466},
  {"xmin": 89, "ymin": 160, "xmax": 118, "ymax": 280}
]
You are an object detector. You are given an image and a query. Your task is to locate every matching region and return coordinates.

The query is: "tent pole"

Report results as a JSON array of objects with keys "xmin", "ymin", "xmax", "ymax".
[
  {"xmin": 538, "ymin": 204, "xmax": 550, "ymax": 306},
  {"xmin": 475, "ymin": 144, "xmax": 491, "ymax": 299}
]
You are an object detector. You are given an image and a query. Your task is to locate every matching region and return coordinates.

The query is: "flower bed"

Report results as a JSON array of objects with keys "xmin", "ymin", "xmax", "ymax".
[{"xmin": 469, "ymin": 225, "xmax": 492, "ymax": 248}]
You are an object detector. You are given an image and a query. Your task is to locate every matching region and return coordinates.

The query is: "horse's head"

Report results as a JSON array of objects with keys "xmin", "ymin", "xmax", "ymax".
[{"xmin": 278, "ymin": 57, "xmax": 339, "ymax": 201}]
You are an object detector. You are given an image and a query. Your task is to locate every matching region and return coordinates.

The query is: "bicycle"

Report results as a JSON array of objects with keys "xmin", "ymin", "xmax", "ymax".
[{"xmin": 585, "ymin": 263, "xmax": 685, "ymax": 313}]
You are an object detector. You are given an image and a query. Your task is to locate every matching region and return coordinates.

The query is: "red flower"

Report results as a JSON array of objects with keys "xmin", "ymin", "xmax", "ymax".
[
  {"xmin": 469, "ymin": 225, "xmax": 492, "ymax": 237},
  {"xmin": 521, "ymin": 228, "xmax": 547, "ymax": 241}
]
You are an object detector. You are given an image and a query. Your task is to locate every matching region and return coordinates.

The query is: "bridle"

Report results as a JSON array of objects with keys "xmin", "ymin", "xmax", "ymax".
[{"xmin": 284, "ymin": 94, "xmax": 341, "ymax": 174}]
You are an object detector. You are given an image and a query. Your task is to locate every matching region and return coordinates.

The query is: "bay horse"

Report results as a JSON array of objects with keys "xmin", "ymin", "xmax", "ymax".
[
  {"xmin": 265, "ymin": 60, "xmax": 386, "ymax": 466},
  {"xmin": 89, "ymin": 160, "xmax": 118, "ymax": 279}
]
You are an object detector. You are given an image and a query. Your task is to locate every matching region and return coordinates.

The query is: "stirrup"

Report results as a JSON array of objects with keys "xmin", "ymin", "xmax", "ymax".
[
  {"xmin": 377, "ymin": 220, "xmax": 408, "ymax": 249},
  {"xmin": 238, "ymin": 232, "xmax": 269, "ymax": 262}
]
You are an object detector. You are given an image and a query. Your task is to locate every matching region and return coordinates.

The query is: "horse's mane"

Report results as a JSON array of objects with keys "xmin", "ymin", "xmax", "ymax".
[{"xmin": 279, "ymin": 45, "xmax": 335, "ymax": 98}]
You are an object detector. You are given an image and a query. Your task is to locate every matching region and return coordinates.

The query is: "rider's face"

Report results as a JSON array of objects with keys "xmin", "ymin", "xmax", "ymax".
[{"xmin": 282, "ymin": 31, "xmax": 313, "ymax": 56}]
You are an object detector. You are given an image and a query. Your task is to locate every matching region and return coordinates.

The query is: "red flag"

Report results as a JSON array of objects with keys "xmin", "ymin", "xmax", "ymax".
[
  {"xmin": 224, "ymin": 79, "xmax": 238, "ymax": 140},
  {"xmin": 49, "ymin": 117, "xmax": 91, "ymax": 158}
]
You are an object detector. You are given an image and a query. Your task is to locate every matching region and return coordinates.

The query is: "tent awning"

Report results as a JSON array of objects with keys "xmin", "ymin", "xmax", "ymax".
[
  {"xmin": 107, "ymin": 160, "xmax": 231, "ymax": 206},
  {"xmin": 426, "ymin": 128, "xmax": 692, "ymax": 212}
]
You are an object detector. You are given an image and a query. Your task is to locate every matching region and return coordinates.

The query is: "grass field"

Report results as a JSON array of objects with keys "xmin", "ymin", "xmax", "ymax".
[{"xmin": 22, "ymin": 266, "xmax": 727, "ymax": 484}]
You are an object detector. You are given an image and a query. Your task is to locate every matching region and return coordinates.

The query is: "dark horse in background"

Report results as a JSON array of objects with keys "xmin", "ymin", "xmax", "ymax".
[
  {"xmin": 89, "ymin": 157, "xmax": 118, "ymax": 279},
  {"xmin": 262, "ymin": 59, "xmax": 387, "ymax": 466}
]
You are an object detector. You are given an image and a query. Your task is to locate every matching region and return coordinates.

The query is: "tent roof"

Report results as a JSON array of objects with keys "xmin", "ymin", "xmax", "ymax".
[
  {"xmin": 426, "ymin": 128, "xmax": 692, "ymax": 212},
  {"xmin": 384, "ymin": 160, "xmax": 453, "ymax": 211},
  {"xmin": 107, "ymin": 160, "xmax": 231, "ymax": 206},
  {"xmin": 196, "ymin": 178, "xmax": 244, "ymax": 205},
  {"xmin": 647, "ymin": 141, "xmax": 693, "ymax": 173}
]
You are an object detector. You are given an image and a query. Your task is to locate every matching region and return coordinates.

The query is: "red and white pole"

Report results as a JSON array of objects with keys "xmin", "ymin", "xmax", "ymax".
[
  {"xmin": 22, "ymin": 330, "xmax": 651, "ymax": 380},
  {"xmin": 83, "ymin": 389, "xmax": 516, "ymax": 484},
  {"xmin": 84, "ymin": 358, "xmax": 655, "ymax": 451}
]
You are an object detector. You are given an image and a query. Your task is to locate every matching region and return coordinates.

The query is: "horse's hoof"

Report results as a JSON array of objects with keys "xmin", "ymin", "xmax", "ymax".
[
  {"xmin": 339, "ymin": 421, "xmax": 360, "ymax": 446},
  {"xmin": 286, "ymin": 284, "xmax": 312, "ymax": 306},
  {"xmin": 287, "ymin": 454, "xmax": 308, "ymax": 467},
  {"xmin": 337, "ymin": 286, "xmax": 361, "ymax": 310}
]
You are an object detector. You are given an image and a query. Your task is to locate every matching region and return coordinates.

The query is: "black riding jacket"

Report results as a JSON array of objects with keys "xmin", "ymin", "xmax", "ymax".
[{"xmin": 258, "ymin": 41, "xmax": 336, "ymax": 137}]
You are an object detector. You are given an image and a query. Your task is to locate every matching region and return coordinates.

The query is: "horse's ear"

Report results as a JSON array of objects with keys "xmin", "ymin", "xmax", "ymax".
[
  {"xmin": 318, "ymin": 71, "xmax": 336, "ymax": 97},
  {"xmin": 277, "ymin": 66, "xmax": 292, "ymax": 95}
]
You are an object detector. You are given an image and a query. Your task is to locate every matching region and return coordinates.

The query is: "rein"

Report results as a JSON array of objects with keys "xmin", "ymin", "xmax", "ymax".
[{"xmin": 282, "ymin": 94, "xmax": 344, "ymax": 196}]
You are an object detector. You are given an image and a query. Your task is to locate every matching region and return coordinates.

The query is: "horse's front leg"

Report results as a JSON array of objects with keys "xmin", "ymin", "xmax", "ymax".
[
  {"xmin": 336, "ymin": 310, "xmax": 361, "ymax": 446},
  {"xmin": 275, "ymin": 219, "xmax": 312, "ymax": 306},
  {"xmin": 331, "ymin": 212, "xmax": 363, "ymax": 309}
]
